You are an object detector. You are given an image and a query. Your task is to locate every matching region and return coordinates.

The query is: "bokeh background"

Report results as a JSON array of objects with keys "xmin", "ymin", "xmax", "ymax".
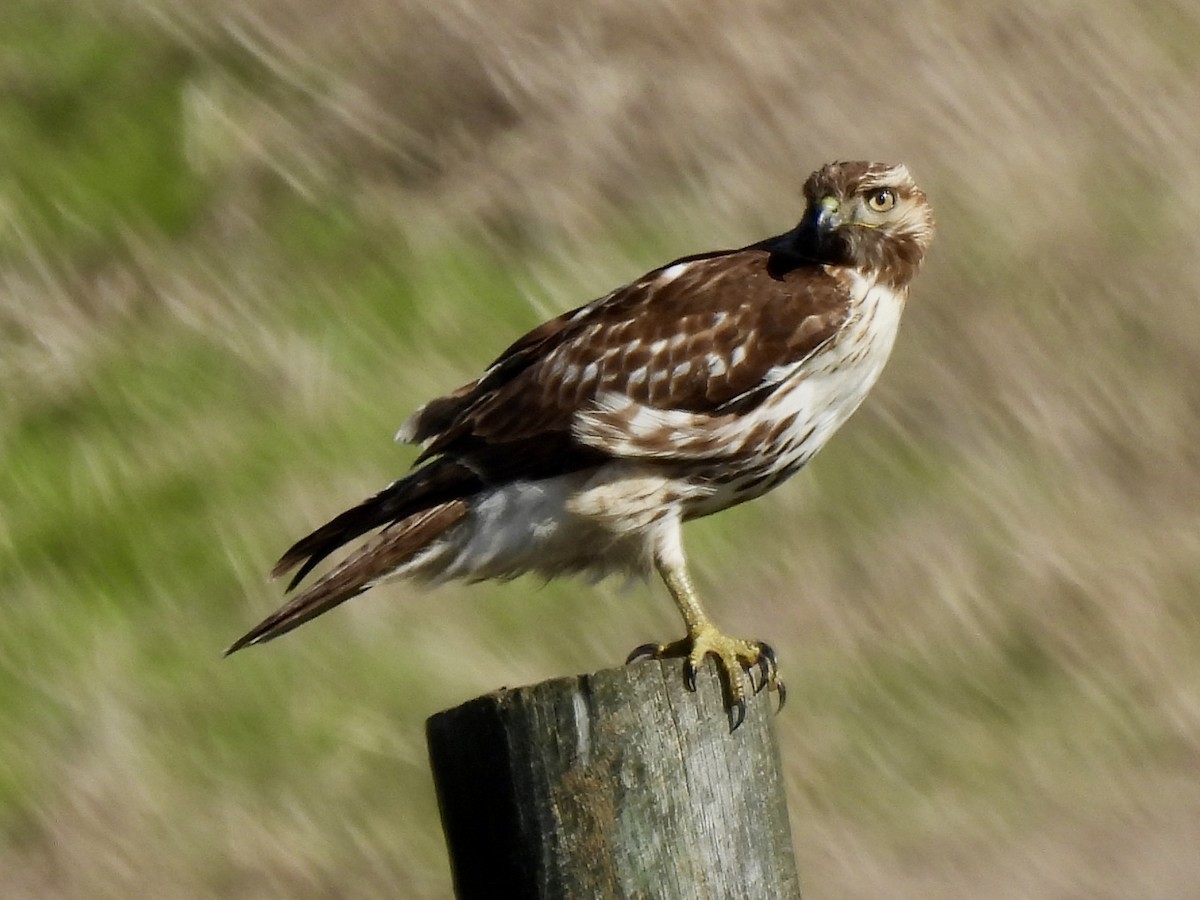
[{"xmin": 4, "ymin": 1, "xmax": 1200, "ymax": 896}]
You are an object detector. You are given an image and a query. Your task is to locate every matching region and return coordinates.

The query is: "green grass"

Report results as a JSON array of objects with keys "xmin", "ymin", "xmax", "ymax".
[{"xmin": 0, "ymin": 1, "xmax": 206, "ymax": 258}]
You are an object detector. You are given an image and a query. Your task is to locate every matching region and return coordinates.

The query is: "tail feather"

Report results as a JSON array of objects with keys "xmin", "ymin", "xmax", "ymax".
[
  {"xmin": 273, "ymin": 498, "xmax": 392, "ymax": 591},
  {"xmin": 227, "ymin": 500, "xmax": 470, "ymax": 655},
  {"xmin": 271, "ymin": 459, "xmax": 482, "ymax": 591}
]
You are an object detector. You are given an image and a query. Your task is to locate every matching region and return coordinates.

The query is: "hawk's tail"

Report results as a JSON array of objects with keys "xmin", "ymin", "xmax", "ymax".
[
  {"xmin": 270, "ymin": 459, "xmax": 482, "ymax": 591},
  {"xmin": 225, "ymin": 460, "xmax": 479, "ymax": 655},
  {"xmin": 225, "ymin": 500, "xmax": 469, "ymax": 655}
]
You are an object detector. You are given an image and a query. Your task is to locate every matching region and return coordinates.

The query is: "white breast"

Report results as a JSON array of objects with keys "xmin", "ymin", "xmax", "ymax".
[{"xmin": 685, "ymin": 271, "xmax": 907, "ymax": 516}]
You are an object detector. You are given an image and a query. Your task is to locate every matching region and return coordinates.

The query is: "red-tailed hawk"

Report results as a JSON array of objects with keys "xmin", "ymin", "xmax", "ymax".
[{"xmin": 228, "ymin": 161, "xmax": 934, "ymax": 728}]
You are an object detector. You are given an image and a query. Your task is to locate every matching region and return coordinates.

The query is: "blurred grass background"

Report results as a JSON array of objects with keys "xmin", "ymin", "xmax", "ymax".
[{"xmin": 4, "ymin": 0, "xmax": 1200, "ymax": 896}]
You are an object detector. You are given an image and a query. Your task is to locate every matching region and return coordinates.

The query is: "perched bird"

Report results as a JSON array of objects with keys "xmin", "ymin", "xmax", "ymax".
[{"xmin": 228, "ymin": 161, "xmax": 934, "ymax": 728}]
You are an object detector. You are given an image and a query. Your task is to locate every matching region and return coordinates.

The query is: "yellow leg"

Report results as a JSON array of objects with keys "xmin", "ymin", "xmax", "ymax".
[{"xmin": 628, "ymin": 553, "xmax": 786, "ymax": 730}]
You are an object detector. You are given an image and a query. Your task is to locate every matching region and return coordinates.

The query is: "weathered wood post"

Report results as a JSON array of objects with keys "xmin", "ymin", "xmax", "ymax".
[{"xmin": 426, "ymin": 658, "xmax": 801, "ymax": 899}]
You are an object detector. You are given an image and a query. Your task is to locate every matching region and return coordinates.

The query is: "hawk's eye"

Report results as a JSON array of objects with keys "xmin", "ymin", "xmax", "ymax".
[{"xmin": 866, "ymin": 188, "xmax": 896, "ymax": 212}]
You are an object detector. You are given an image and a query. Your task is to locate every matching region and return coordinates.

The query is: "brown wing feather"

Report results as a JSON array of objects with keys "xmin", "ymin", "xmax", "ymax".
[
  {"xmin": 400, "ymin": 311, "xmax": 580, "ymax": 449},
  {"xmin": 401, "ymin": 242, "xmax": 850, "ymax": 481}
]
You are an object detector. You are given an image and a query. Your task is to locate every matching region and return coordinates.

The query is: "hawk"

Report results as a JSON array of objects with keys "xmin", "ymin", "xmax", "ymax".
[{"xmin": 228, "ymin": 161, "xmax": 934, "ymax": 728}]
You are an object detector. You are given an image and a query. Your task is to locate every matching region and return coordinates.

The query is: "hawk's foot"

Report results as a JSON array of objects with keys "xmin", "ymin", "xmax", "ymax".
[{"xmin": 627, "ymin": 628, "xmax": 786, "ymax": 730}]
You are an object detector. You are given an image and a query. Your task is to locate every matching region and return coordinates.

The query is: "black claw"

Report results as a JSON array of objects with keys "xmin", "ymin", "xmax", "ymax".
[
  {"xmin": 729, "ymin": 696, "xmax": 747, "ymax": 732},
  {"xmin": 683, "ymin": 659, "xmax": 698, "ymax": 692},
  {"xmin": 757, "ymin": 640, "xmax": 779, "ymax": 674},
  {"xmin": 753, "ymin": 656, "xmax": 770, "ymax": 695},
  {"xmin": 626, "ymin": 643, "xmax": 661, "ymax": 664},
  {"xmin": 775, "ymin": 679, "xmax": 788, "ymax": 712}
]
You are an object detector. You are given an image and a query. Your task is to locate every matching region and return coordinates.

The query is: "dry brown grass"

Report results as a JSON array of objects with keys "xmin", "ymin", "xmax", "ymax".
[{"xmin": 6, "ymin": 0, "xmax": 1200, "ymax": 896}]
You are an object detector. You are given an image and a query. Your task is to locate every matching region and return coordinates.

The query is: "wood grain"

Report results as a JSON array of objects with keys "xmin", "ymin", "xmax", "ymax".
[{"xmin": 427, "ymin": 659, "xmax": 801, "ymax": 899}]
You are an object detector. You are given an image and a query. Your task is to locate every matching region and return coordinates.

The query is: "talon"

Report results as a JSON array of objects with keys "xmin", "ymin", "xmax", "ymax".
[
  {"xmin": 683, "ymin": 659, "xmax": 699, "ymax": 692},
  {"xmin": 754, "ymin": 654, "xmax": 770, "ymax": 695},
  {"xmin": 758, "ymin": 641, "xmax": 778, "ymax": 671},
  {"xmin": 626, "ymin": 643, "xmax": 662, "ymax": 664},
  {"xmin": 729, "ymin": 695, "xmax": 747, "ymax": 731},
  {"xmin": 650, "ymin": 556, "xmax": 788, "ymax": 725},
  {"xmin": 627, "ymin": 629, "xmax": 786, "ymax": 721}
]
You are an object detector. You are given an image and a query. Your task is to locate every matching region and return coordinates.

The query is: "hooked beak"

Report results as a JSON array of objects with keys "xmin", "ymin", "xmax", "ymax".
[
  {"xmin": 811, "ymin": 196, "xmax": 842, "ymax": 233},
  {"xmin": 796, "ymin": 195, "xmax": 842, "ymax": 256}
]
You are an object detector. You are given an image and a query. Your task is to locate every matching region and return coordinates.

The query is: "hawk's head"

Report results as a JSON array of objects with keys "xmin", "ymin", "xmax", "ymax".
[{"xmin": 797, "ymin": 161, "xmax": 934, "ymax": 288}]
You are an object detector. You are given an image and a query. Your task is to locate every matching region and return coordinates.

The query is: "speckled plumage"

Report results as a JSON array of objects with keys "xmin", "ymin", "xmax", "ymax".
[{"xmin": 229, "ymin": 161, "xmax": 934, "ymax": 718}]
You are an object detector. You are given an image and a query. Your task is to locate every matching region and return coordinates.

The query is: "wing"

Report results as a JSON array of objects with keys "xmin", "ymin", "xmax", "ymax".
[{"xmin": 399, "ymin": 241, "xmax": 852, "ymax": 481}]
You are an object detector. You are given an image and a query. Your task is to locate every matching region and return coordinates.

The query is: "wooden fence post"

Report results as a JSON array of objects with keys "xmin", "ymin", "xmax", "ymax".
[{"xmin": 426, "ymin": 658, "xmax": 802, "ymax": 899}]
